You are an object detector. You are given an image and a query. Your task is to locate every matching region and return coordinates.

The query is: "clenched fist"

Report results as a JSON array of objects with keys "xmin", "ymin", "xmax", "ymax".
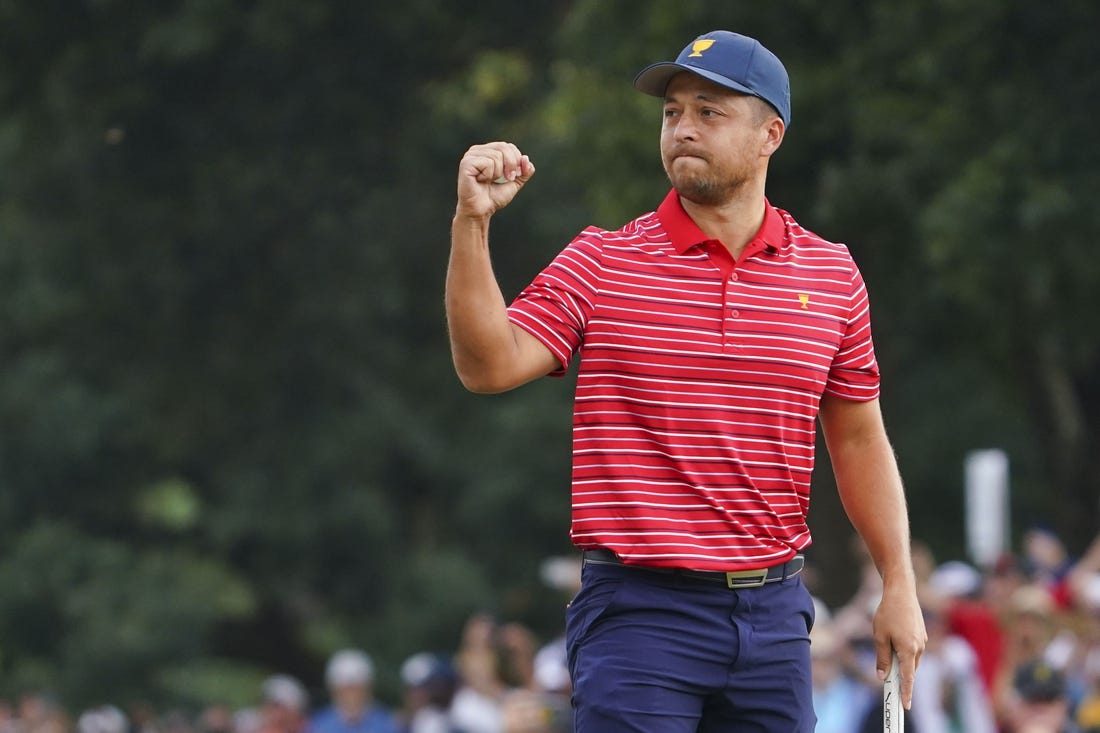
[{"xmin": 456, "ymin": 141, "xmax": 536, "ymax": 220}]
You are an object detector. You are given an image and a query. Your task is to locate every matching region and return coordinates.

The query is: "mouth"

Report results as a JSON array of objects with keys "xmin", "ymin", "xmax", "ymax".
[{"xmin": 669, "ymin": 149, "xmax": 708, "ymax": 165}]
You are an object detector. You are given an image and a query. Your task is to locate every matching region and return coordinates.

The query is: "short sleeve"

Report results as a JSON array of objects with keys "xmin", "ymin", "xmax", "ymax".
[
  {"xmin": 823, "ymin": 262, "xmax": 881, "ymax": 401},
  {"xmin": 506, "ymin": 228, "xmax": 605, "ymax": 375}
]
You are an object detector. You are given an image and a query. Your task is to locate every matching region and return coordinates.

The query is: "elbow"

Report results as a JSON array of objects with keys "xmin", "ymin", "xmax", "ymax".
[
  {"xmin": 453, "ymin": 364, "xmax": 517, "ymax": 394},
  {"xmin": 458, "ymin": 375, "xmax": 509, "ymax": 394}
]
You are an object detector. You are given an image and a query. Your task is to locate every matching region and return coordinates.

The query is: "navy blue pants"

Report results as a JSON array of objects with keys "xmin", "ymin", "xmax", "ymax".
[{"xmin": 566, "ymin": 559, "xmax": 816, "ymax": 732}]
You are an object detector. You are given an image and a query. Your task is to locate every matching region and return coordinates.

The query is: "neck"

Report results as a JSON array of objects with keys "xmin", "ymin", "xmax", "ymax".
[
  {"xmin": 338, "ymin": 702, "xmax": 368, "ymax": 721},
  {"xmin": 678, "ymin": 180, "xmax": 767, "ymax": 261}
]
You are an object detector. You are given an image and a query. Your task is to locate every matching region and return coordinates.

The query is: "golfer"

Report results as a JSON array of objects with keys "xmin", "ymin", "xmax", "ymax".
[{"xmin": 445, "ymin": 29, "xmax": 926, "ymax": 731}]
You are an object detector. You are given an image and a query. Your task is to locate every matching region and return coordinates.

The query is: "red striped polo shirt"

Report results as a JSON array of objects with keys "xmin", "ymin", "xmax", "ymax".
[{"xmin": 507, "ymin": 189, "xmax": 880, "ymax": 571}]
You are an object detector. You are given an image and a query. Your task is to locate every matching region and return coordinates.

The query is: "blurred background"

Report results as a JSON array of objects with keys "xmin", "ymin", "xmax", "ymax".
[{"xmin": 0, "ymin": 0, "xmax": 1098, "ymax": 731}]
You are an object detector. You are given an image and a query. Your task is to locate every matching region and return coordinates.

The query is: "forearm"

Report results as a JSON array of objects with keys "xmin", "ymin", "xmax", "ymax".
[
  {"xmin": 445, "ymin": 214, "xmax": 523, "ymax": 392},
  {"xmin": 1068, "ymin": 533, "xmax": 1100, "ymax": 605},
  {"xmin": 820, "ymin": 394, "xmax": 926, "ymax": 703},
  {"xmin": 832, "ymin": 431, "xmax": 915, "ymax": 590}
]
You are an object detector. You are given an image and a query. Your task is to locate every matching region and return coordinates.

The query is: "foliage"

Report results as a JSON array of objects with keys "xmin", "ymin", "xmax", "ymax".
[{"xmin": 0, "ymin": 0, "xmax": 1095, "ymax": 709}]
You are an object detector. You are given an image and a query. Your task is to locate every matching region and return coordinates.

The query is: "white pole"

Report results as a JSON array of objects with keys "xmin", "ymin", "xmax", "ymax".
[{"xmin": 965, "ymin": 449, "xmax": 1010, "ymax": 568}]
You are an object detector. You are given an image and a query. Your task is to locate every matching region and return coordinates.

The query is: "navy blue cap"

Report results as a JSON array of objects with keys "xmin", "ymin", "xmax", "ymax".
[{"xmin": 634, "ymin": 31, "xmax": 791, "ymax": 127}]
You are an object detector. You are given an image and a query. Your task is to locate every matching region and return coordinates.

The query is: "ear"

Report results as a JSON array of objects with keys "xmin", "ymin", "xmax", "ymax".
[{"xmin": 761, "ymin": 116, "xmax": 785, "ymax": 158}]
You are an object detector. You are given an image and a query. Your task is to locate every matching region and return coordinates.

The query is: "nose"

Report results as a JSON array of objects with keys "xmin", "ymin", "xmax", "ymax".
[{"xmin": 670, "ymin": 113, "xmax": 698, "ymax": 142}]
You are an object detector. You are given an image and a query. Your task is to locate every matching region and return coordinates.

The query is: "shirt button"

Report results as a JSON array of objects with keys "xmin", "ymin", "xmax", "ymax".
[
  {"xmin": 730, "ymin": 273, "xmax": 739, "ymax": 281},
  {"xmin": 730, "ymin": 309, "xmax": 740, "ymax": 318}
]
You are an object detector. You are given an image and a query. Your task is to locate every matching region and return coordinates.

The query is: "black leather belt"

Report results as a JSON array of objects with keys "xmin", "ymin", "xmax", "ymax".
[{"xmin": 582, "ymin": 548, "xmax": 805, "ymax": 589}]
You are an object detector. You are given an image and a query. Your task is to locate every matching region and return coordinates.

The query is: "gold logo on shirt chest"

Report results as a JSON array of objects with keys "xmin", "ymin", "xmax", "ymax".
[{"xmin": 798, "ymin": 294, "xmax": 810, "ymax": 309}]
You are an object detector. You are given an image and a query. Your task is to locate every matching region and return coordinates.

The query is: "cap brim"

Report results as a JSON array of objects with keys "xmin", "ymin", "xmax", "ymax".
[{"xmin": 633, "ymin": 62, "xmax": 756, "ymax": 99}]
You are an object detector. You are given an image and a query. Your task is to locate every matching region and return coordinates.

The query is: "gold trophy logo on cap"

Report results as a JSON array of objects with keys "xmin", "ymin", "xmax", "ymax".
[{"xmin": 689, "ymin": 39, "xmax": 716, "ymax": 57}]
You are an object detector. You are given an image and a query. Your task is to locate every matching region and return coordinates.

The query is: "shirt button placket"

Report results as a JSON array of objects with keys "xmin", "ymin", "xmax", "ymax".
[{"xmin": 723, "ymin": 270, "xmax": 740, "ymax": 352}]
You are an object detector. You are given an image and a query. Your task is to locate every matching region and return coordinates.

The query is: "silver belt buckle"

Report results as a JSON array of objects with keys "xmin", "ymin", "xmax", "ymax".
[{"xmin": 725, "ymin": 568, "xmax": 768, "ymax": 589}]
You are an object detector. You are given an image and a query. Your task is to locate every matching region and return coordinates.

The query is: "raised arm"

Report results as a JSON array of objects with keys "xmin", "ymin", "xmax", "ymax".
[
  {"xmin": 446, "ymin": 142, "xmax": 559, "ymax": 393},
  {"xmin": 818, "ymin": 393, "xmax": 928, "ymax": 709},
  {"xmin": 1068, "ymin": 532, "xmax": 1100, "ymax": 608}
]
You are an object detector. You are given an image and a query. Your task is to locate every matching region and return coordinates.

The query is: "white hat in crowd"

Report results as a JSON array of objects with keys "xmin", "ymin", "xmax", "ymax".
[
  {"xmin": 929, "ymin": 560, "xmax": 983, "ymax": 599},
  {"xmin": 76, "ymin": 706, "xmax": 128, "ymax": 733},
  {"xmin": 1079, "ymin": 572, "xmax": 1100, "ymax": 610},
  {"xmin": 326, "ymin": 648, "xmax": 375, "ymax": 688},
  {"xmin": 262, "ymin": 674, "xmax": 309, "ymax": 711}
]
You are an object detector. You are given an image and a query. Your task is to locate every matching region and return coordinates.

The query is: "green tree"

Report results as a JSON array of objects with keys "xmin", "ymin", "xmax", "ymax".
[
  {"xmin": 0, "ymin": 0, "xmax": 1096, "ymax": 710},
  {"xmin": 534, "ymin": 0, "xmax": 1100, "ymax": 572},
  {"xmin": 0, "ymin": 0, "xmax": 574, "ymax": 707},
  {"xmin": 808, "ymin": 0, "xmax": 1100, "ymax": 551}
]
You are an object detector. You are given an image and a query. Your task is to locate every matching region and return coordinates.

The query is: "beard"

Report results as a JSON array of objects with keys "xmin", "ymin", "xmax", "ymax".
[{"xmin": 662, "ymin": 148, "xmax": 751, "ymax": 206}]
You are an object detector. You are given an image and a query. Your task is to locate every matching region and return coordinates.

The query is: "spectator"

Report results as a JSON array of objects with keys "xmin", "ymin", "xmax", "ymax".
[
  {"xmin": 830, "ymin": 537, "xmax": 887, "ymax": 692},
  {"xmin": 1011, "ymin": 585, "xmax": 1062, "ymax": 661},
  {"xmin": 257, "ymin": 674, "xmax": 310, "ymax": 733},
  {"xmin": 449, "ymin": 614, "xmax": 507, "ymax": 733},
  {"xmin": 509, "ymin": 634, "xmax": 571, "ymax": 733},
  {"xmin": 8, "ymin": 530, "xmax": 1100, "ymax": 733},
  {"xmin": 11, "ymin": 693, "xmax": 67, "ymax": 733},
  {"xmin": 125, "ymin": 703, "xmax": 161, "ymax": 733},
  {"xmin": 498, "ymin": 690, "xmax": 570, "ymax": 733},
  {"xmin": 909, "ymin": 604, "xmax": 997, "ymax": 733},
  {"xmin": 234, "ymin": 707, "xmax": 263, "ymax": 733},
  {"xmin": 75, "ymin": 706, "xmax": 128, "ymax": 733},
  {"xmin": 493, "ymin": 624, "xmax": 538, "ymax": 692},
  {"xmin": 311, "ymin": 650, "xmax": 399, "ymax": 733},
  {"xmin": 1001, "ymin": 659, "xmax": 1073, "ymax": 732},
  {"xmin": 531, "ymin": 555, "xmax": 578, "ymax": 702},
  {"xmin": 809, "ymin": 620, "xmax": 874, "ymax": 733},
  {"xmin": 831, "ymin": 536, "xmax": 883, "ymax": 651},
  {"xmin": 930, "ymin": 559, "xmax": 1008, "ymax": 698},
  {"xmin": 993, "ymin": 584, "xmax": 1067, "ymax": 728},
  {"xmin": 1068, "ymin": 534, "xmax": 1100, "ymax": 614},
  {"xmin": 397, "ymin": 652, "xmax": 457, "ymax": 733},
  {"xmin": 1079, "ymin": 691, "xmax": 1100, "ymax": 733},
  {"xmin": 1063, "ymin": 607, "xmax": 1100, "ymax": 729},
  {"xmin": 196, "ymin": 705, "xmax": 235, "ymax": 733},
  {"xmin": 530, "ymin": 637, "xmax": 569, "ymax": 699},
  {"xmin": 1022, "ymin": 527, "xmax": 1075, "ymax": 609}
]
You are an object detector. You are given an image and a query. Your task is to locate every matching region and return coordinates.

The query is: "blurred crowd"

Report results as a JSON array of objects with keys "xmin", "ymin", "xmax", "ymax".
[
  {"xmin": 809, "ymin": 528, "xmax": 1100, "ymax": 733},
  {"xmin": 0, "ymin": 621, "xmax": 572, "ymax": 733},
  {"xmin": 1, "ymin": 528, "xmax": 1099, "ymax": 733}
]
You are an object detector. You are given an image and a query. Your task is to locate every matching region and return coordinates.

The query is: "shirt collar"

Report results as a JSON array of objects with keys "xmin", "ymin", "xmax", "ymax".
[{"xmin": 656, "ymin": 189, "xmax": 786, "ymax": 255}]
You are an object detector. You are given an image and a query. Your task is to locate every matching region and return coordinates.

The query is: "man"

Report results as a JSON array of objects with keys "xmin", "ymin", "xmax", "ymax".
[
  {"xmin": 257, "ymin": 674, "xmax": 311, "ymax": 733},
  {"xmin": 310, "ymin": 649, "xmax": 400, "ymax": 733},
  {"xmin": 446, "ymin": 29, "xmax": 926, "ymax": 731}
]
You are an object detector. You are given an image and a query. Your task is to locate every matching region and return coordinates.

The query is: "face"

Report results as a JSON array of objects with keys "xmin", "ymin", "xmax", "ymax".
[
  {"xmin": 332, "ymin": 683, "xmax": 369, "ymax": 711},
  {"xmin": 660, "ymin": 73, "xmax": 783, "ymax": 206}
]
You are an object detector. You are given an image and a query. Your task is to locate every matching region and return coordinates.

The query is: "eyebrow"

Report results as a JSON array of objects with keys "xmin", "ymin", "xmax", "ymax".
[{"xmin": 664, "ymin": 92, "xmax": 730, "ymax": 105}]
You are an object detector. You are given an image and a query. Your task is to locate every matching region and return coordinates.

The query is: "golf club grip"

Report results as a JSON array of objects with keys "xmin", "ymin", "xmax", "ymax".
[{"xmin": 883, "ymin": 652, "xmax": 904, "ymax": 733}]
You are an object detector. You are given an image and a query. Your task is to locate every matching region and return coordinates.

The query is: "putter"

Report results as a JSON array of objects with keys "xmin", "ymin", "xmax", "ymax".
[{"xmin": 883, "ymin": 651, "xmax": 904, "ymax": 733}]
